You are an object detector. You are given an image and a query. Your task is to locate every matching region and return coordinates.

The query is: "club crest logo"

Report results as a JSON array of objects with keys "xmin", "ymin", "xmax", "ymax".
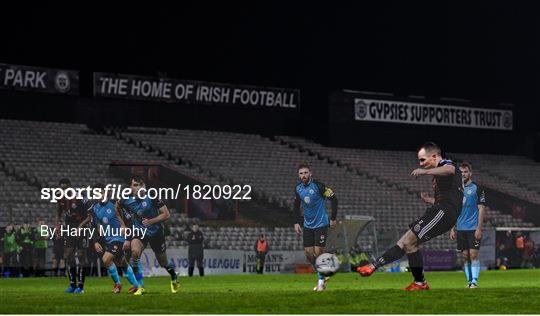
[
  {"xmin": 309, "ymin": 189, "xmax": 314, "ymax": 194},
  {"xmin": 106, "ymin": 208, "xmax": 112, "ymax": 214},
  {"xmin": 142, "ymin": 201, "xmax": 148, "ymax": 207},
  {"xmin": 304, "ymin": 196, "xmax": 311, "ymax": 204},
  {"xmin": 467, "ymin": 189, "xmax": 472, "ymax": 195},
  {"xmin": 355, "ymin": 99, "xmax": 368, "ymax": 119},
  {"xmin": 102, "ymin": 217, "xmax": 109, "ymax": 224},
  {"xmin": 414, "ymin": 224, "xmax": 421, "ymax": 233},
  {"xmin": 54, "ymin": 71, "xmax": 71, "ymax": 93}
]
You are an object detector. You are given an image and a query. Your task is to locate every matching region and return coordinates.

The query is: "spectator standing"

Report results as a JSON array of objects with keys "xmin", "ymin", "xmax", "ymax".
[
  {"xmin": 255, "ymin": 234, "xmax": 269, "ymax": 274},
  {"xmin": 18, "ymin": 221, "xmax": 34, "ymax": 277},
  {"xmin": 2, "ymin": 224, "xmax": 20, "ymax": 277},
  {"xmin": 515, "ymin": 232, "xmax": 525, "ymax": 267},
  {"xmin": 187, "ymin": 223, "xmax": 205, "ymax": 277},
  {"xmin": 33, "ymin": 219, "xmax": 48, "ymax": 277}
]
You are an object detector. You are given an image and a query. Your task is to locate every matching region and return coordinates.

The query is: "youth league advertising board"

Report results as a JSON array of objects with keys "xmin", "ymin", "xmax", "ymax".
[
  {"xmin": 0, "ymin": 63, "xmax": 79, "ymax": 95},
  {"xmin": 94, "ymin": 72, "xmax": 299, "ymax": 110},
  {"xmin": 141, "ymin": 248, "xmax": 245, "ymax": 276},
  {"xmin": 141, "ymin": 249, "xmax": 305, "ymax": 276},
  {"xmin": 354, "ymin": 98, "xmax": 513, "ymax": 131}
]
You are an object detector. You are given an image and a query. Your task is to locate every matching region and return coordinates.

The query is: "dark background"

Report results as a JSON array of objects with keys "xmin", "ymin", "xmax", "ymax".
[{"xmin": 1, "ymin": 2, "xmax": 539, "ymax": 155}]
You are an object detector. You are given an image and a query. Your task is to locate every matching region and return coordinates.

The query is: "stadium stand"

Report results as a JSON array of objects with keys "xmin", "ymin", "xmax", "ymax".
[
  {"xmin": 119, "ymin": 127, "xmax": 537, "ymax": 250},
  {"xmin": 0, "ymin": 119, "xmax": 537, "ymax": 253},
  {"xmin": 0, "ymin": 119, "xmax": 225, "ymax": 225},
  {"xmin": 277, "ymin": 136, "xmax": 540, "ymax": 205}
]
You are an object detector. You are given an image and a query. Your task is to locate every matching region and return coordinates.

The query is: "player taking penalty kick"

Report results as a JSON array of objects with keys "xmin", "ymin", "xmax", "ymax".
[
  {"xmin": 357, "ymin": 142, "xmax": 464, "ymax": 290},
  {"xmin": 293, "ymin": 162, "xmax": 338, "ymax": 292}
]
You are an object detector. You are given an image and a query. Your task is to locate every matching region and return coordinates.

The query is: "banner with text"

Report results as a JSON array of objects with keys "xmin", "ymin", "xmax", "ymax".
[
  {"xmin": 94, "ymin": 72, "xmax": 299, "ymax": 110},
  {"xmin": 0, "ymin": 63, "xmax": 79, "ymax": 95},
  {"xmin": 244, "ymin": 250, "xmax": 306, "ymax": 274},
  {"xmin": 354, "ymin": 98, "xmax": 513, "ymax": 130},
  {"xmin": 141, "ymin": 248, "xmax": 305, "ymax": 276},
  {"xmin": 142, "ymin": 248, "xmax": 245, "ymax": 276}
]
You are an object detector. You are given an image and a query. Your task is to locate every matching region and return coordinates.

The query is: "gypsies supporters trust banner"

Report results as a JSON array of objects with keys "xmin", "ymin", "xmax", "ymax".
[
  {"xmin": 0, "ymin": 63, "xmax": 79, "ymax": 95},
  {"xmin": 94, "ymin": 72, "xmax": 299, "ymax": 110},
  {"xmin": 354, "ymin": 98, "xmax": 513, "ymax": 130}
]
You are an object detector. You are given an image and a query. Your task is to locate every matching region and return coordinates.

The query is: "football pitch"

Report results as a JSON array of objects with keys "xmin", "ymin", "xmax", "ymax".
[{"xmin": 0, "ymin": 270, "xmax": 538, "ymax": 314}]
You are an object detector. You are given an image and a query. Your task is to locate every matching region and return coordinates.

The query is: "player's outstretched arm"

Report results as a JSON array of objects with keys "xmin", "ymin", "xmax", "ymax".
[
  {"xmin": 426, "ymin": 164, "xmax": 455, "ymax": 176},
  {"xmin": 411, "ymin": 164, "xmax": 455, "ymax": 177}
]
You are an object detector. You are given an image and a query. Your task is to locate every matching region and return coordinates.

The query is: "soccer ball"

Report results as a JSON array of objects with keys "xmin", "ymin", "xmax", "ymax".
[{"xmin": 315, "ymin": 253, "xmax": 340, "ymax": 276}]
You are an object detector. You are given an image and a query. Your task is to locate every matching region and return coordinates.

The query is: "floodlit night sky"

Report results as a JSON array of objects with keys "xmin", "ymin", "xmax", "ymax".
[{"xmin": 1, "ymin": 2, "xmax": 538, "ymax": 115}]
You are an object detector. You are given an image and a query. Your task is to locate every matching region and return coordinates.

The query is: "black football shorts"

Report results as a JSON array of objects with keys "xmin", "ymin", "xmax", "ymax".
[
  {"xmin": 303, "ymin": 225, "xmax": 328, "ymax": 248},
  {"xmin": 409, "ymin": 205, "xmax": 457, "ymax": 243},
  {"xmin": 456, "ymin": 230, "xmax": 481, "ymax": 251}
]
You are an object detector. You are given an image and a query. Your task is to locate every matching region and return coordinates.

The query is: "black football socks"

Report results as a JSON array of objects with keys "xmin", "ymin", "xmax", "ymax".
[
  {"xmin": 68, "ymin": 266, "xmax": 77, "ymax": 288},
  {"xmin": 407, "ymin": 251, "xmax": 425, "ymax": 283},
  {"xmin": 373, "ymin": 244, "xmax": 405, "ymax": 269},
  {"xmin": 166, "ymin": 263, "xmax": 177, "ymax": 281},
  {"xmin": 77, "ymin": 266, "xmax": 87, "ymax": 290}
]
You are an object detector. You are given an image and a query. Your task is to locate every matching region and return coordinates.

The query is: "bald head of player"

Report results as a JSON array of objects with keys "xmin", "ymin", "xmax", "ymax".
[{"xmin": 417, "ymin": 142, "xmax": 443, "ymax": 169}]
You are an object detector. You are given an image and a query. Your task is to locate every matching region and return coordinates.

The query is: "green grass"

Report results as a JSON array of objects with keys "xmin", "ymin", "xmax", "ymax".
[{"xmin": 0, "ymin": 270, "xmax": 539, "ymax": 314}]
